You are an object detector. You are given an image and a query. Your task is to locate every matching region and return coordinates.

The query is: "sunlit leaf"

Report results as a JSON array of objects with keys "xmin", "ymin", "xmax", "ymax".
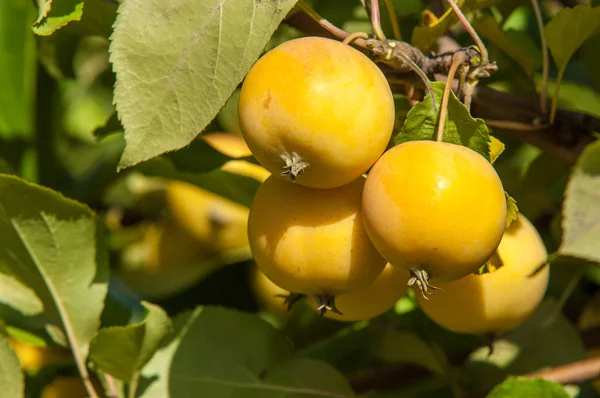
[
  {"xmin": 89, "ymin": 302, "xmax": 172, "ymax": 381},
  {"xmin": 489, "ymin": 136, "xmax": 505, "ymax": 164},
  {"xmin": 505, "ymin": 192, "xmax": 518, "ymax": 229},
  {"xmin": 0, "ymin": 273, "xmax": 43, "ymax": 317},
  {"xmin": 0, "ymin": 337, "xmax": 24, "ymax": 398},
  {"xmin": 111, "ymin": 0, "xmax": 299, "ymax": 169},
  {"xmin": 487, "ymin": 377, "xmax": 569, "ymax": 398},
  {"xmin": 0, "ymin": 175, "xmax": 108, "ymax": 360},
  {"xmin": 33, "ymin": 0, "xmax": 83, "ymax": 36},
  {"xmin": 138, "ymin": 306, "xmax": 355, "ymax": 398},
  {"xmin": 396, "ymin": 81, "xmax": 491, "ymax": 161},
  {"xmin": 561, "ymin": 140, "xmax": 600, "ymax": 263}
]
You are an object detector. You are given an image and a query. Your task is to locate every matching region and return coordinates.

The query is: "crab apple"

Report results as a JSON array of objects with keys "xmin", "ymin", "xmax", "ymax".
[
  {"xmin": 165, "ymin": 180, "xmax": 251, "ymax": 257},
  {"xmin": 309, "ymin": 263, "xmax": 410, "ymax": 321},
  {"xmin": 238, "ymin": 36, "xmax": 395, "ymax": 189},
  {"xmin": 416, "ymin": 214, "xmax": 549, "ymax": 334},
  {"xmin": 362, "ymin": 141, "xmax": 507, "ymax": 294},
  {"xmin": 248, "ymin": 175, "xmax": 386, "ymax": 312}
]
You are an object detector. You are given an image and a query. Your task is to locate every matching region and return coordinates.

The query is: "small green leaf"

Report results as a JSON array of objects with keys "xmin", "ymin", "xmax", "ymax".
[
  {"xmin": 489, "ymin": 136, "xmax": 505, "ymax": 164},
  {"xmin": 0, "ymin": 174, "xmax": 108, "ymax": 359},
  {"xmin": 487, "ymin": 377, "xmax": 570, "ymax": 398},
  {"xmin": 411, "ymin": 0, "xmax": 498, "ymax": 50},
  {"xmin": 3, "ymin": 327, "xmax": 47, "ymax": 347},
  {"xmin": 139, "ymin": 306, "xmax": 355, "ymax": 398},
  {"xmin": 33, "ymin": 0, "xmax": 84, "ymax": 36},
  {"xmin": 544, "ymin": 5, "xmax": 600, "ymax": 76},
  {"xmin": 561, "ymin": 140, "xmax": 600, "ymax": 263},
  {"xmin": 505, "ymin": 192, "xmax": 518, "ymax": 229},
  {"xmin": 0, "ymin": 336, "xmax": 24, "ymax": 398},
  {"xmin": 396, "ymin": 81, "xmax": 491, "ymax": 161},
  {"xmin": 111, "ymin": 0, "xmax": 300, "ymax": 170},
  {"xmin": 0, "ymin": 273, "xmax": 43, "ymax": 317},
  {"xmin": 0, "ymin": 0, "xmax": 37, "ymax": 139},
  {"xmin": 89, "ymin": 302, "xmax": 172, "ymax": 382},
  {"xmin": 473, "ymin": 15, "xmax": 536, "ymax": 76},
  {"xmin": 544, "ymin": 5, "xmax": 600, "ymax": 107}
]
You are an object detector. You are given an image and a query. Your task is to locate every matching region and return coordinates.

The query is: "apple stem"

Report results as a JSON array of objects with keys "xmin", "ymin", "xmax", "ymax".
[
  {"xmin": 436, "ymin": 54, "xmax": 465, "ymax": 143},
  {"xmin": 342, "ymin": 32, "xmax": 370, "ymax": 45},
  {"xmin": 315, "ymin": 294, "xmax": 343, "ymax": 316},
  {"xmin": 407, "ymin": 269, "xmax": 442, "ymax": 299},
  {"xmin": 280, "ymin": 152, "xmax": 309, "ymax": 182},
  {"xmin": 368, "ymin": 0, "xmax": 387, "ymax": 41},
  {"xmin": 530, "ymin": 0, "xmax": 549, "ymax": 115}
]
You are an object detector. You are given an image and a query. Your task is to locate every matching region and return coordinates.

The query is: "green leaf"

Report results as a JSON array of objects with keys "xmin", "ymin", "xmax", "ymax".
[
  {"xmin": 411, "ymin": 0, "xmax": 497, "ymax": 50},
  {"xmin": 581, "ymin": 34, "xmax": 600, "ymax": 92},
  {"xmin": 33, "ymin": 0, "xmax": 84, "ymax": 36},
  {"xmin": 505, "ymin": 192, "xmax": 518, "ymax": 229},
  {"xmin": 0, "ymin": 273, "xmax": 43, "ymax": 317},
  {"xmin": 473, "ymin": 15, "xmax": 536, "ymax": 76},
  {"xmin": 0, "ymin": 174, "xmax": 108, "ymax": 360},
  {"xmin": 0, "ymin": 336, "xmax": 24, "ymax": 398},
  {"xmin": 560, "ymin": 140, "xmax": 600, "ymax": 263},
  {"xmin": 89, "ymin": 301, "xmax": 172, "ymax": 382},
  {"xmin": 395, "ymin": 81, "xmax": 491, "ymax": 161},
  {"xmin": 139, "ymin": 306, "xmax": 355, "ymax": 398},
  {"xmin": 489, "ymin": 136, "xmax": 505, "ymax": 164},
  {"xmin": 487, "ymin": 377, "xmax": 570, "ymax": 398},
  {"xmin": 544, "ymin": 5, "xmax": 600, "ymax": 76},
  {"xmin": 544, "ymin": 5, "xmax": 600, "ymax": 105},
  {"xmin": 111, "ymin": 0, "xmax": 299, "ymax": 170},
  {"xmin": 3, "ymin": 327, "xmax": 47, "ymax": 347},
  {"xmin": 0, "ymin": 0, "xmax": 37, "ymax": 139}
]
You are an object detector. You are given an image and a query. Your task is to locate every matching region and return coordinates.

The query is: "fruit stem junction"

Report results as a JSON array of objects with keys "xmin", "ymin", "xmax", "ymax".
[
  {"xmin": 276, "ymin": 292, "xmax": 306, "ymax": 311},
  {"xmin": 281, "ymin": 152, "xmax": 309, "ymax": 182},
  {"xmin": 407, "ymin": 269, "xmax": 442, "ymax": 299},
  {"xmin": 315, "ymin": 294, "xmax": 343, "ymax": 316}
]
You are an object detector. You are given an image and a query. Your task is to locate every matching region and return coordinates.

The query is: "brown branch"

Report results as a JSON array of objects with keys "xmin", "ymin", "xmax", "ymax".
[
  {"xmin": 526, "ymin": 356, "xmax": 600, "ymax": 385},
  {"xmin": 284, "ymin": 11, "xmax": 598, "ymax": 164},
  {"xmin": 345, "ymin": 324, "xmax": 600, "ymax": 394}
]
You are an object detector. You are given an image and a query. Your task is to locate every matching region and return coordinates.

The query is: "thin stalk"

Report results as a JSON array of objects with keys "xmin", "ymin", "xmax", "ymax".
[
  {"xmin": 545, "ymin": 266, "xmax": 585, "ymax": 327},
  {"xmin": 446, "ymin": 0, "xmax": 488, "ymax": 65},
  {"xmin": 549, "ymin": 68, "xmax": 564, "ymax": 124},
  {"xmin": 296, "ymin": 0, "xmax": 353, "ymax": 42},
  {"xmin": 128, "ymin": 373, "xmax": 140, "ymax": 398},
  {"xmin": 383, "ymin": 0, "xmax": 402, "ymax": 40},
  {"xmin": 436, "ymin": 55, "xmax": 464, "ymax": 142},
  {"xmin": 342, "ymin": 32, "xmax": 370, "ymax": 45},
  {"xmin": 369, "ymin": 0, "xmax": 387, "ymax": 40},
  {"xmin": 389, "ymin": 49, "xmax": 438, "ymax": 113},
  {"xmin": 531, "ymin": 0, "xmax": 549, "ymax": 114}
]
